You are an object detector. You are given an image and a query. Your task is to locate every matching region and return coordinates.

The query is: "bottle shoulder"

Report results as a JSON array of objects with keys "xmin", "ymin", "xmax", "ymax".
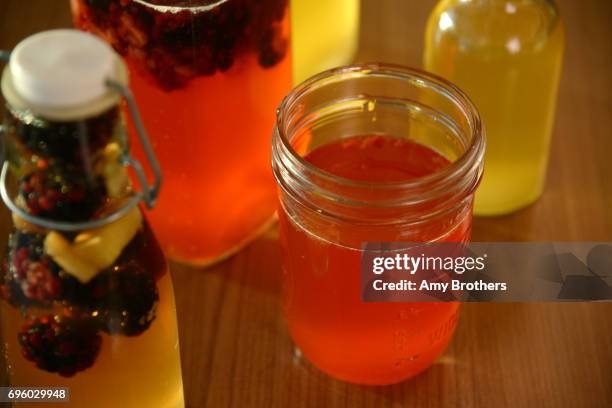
[{"xmin": 426, "ymin": 0, "xmax": 564, "ymax": 53}]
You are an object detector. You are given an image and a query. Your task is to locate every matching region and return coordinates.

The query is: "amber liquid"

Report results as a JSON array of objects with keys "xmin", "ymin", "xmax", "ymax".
[
  {"xmin": 279, "ymin": 135, "xmax": 469, "ymax": 385},
  {"xmin": 128, "ymin": 54, "xmax": 290, "ymax": 264},
  {"xmin": 0, "ymin": 273, "xmax": 183, "ymax": 408},
  {"xmin": 0, "ymin": 223, "xmax": 184, "ymax": 408},
  {"xmin": 72, "ymin": 0, "xmax": 292, "ymax": 265},
  {"xmin": 424, "ymin": 0, "xmax": 564, "ymax": 215}
]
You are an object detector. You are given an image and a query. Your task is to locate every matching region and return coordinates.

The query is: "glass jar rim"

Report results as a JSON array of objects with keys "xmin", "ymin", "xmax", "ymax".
[
  {"xmin": 134, "ymin": 0, "xmax": 229, "ymax": 12},
  {"xmin": 274, "ymin": 63, "xmax": 485, "ymax": 196}
]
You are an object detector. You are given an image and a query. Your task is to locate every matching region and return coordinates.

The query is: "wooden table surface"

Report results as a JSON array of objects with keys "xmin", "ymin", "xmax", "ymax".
[{"xmin": 0, "ymin": 1, "xmax": 611, "ymax": 407}]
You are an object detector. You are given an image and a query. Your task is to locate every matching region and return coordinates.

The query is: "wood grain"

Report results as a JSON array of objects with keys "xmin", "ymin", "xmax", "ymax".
[{"xmin": 0, "ymin": 1, "xmax": 611, "ymax": 407}]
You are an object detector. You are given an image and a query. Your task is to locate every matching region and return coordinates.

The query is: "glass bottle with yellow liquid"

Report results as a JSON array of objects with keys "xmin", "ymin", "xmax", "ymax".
[
  {"xmin": 291, "ymin": 0, "xmax": 360, "ymax": 83},
  {"xmin": 0, "ymin": 30, "xmax": 183, "ymax": 407},
  {"xmin": 424, "ymin": 0, "xmax": 564, "ymax": 215}
]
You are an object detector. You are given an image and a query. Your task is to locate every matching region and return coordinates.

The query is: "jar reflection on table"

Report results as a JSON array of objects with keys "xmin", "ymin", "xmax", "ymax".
[
  {"xmin": 272, "ymin": 65, "xmax": 485, "ymax": 385},
  {"xmin": 71, "ymin": 0, "xmax": 293, "ymax": 265}
]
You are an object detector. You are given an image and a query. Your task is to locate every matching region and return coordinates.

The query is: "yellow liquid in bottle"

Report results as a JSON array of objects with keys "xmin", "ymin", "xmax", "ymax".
[
  {"xmin": 291, "ymin": 0, "xmax": 360, "ymax": 83},
  {"xmin": 424, "ymin": 0, "xmax": 564, "ymax": 215},
  {"xmin": 0, "ymin": 273, "xmax": 184, "ymax": 408}
]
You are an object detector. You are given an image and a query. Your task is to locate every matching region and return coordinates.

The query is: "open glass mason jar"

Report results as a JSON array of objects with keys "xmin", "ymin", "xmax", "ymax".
[
  {"xmin": 0, "ymin": 30, "xmax": 183, "ymax": 407},
  {"xmin": 272, "ymin": 64, "xmax": 485, "ymax": 385},
  {"xmin": 71, "ymin": 0, "xmax": 292, "ymax": 266}
]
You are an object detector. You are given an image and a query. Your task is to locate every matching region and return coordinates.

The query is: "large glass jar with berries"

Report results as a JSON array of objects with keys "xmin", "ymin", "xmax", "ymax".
[
  {"xmin": 0, "ymin": 30, "xmax": 183, "ymax": 407},
  {"xmin": 71, "ymin": 0, "xmax": 292, "ymax": 266}
]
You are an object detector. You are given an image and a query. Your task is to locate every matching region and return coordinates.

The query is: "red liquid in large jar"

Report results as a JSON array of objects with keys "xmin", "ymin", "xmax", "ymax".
[
  {"xmin": 71, "ymin": 0, "xmax": 292, "ymax": 265},
  {"xmin": 279, "ymin": 135, "xmax": 470, "ymax": 385}
]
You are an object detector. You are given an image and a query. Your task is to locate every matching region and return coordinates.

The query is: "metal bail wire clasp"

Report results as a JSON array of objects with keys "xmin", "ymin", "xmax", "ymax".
[
  {"xmin": 0, "ymin": 49, "xmax": 162, "ymax": 231},
  {"xmin": 106, "ymin": 79, "xmax": 162, "ymax": 210}
]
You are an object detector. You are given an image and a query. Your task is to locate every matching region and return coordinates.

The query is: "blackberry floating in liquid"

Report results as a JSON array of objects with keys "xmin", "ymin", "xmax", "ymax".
[
  {"xmin": 84, "ymin": 263, "xmax": 159, "ymax": 337},
  {"xmin": 18, "ymin": 163, "xmax": 107, "ymax": 223},
  {"xmin": 84, "ymin": 0, "xmax": 112, "ymax": 12},
  {"xmin": 74, "ymin": 0, "xmax": 290, "ymax": 91},
  {"xmin": 5, "ymin": 107, "xmax": 119, "ymax": 165},
  {"xmin": 18, "ymin": 314, "xmax": 102, "ymax": 377},
  {"xmin": 4, "ymin": 231, "xmax": 60, "ymax": 306},
  {"xmin": 258, "ymin": 26, "xmax": 288, "ymax": 68},
  {"xmin": 2, "ymin": 230, "xmax": 85, "ymax": 307}
]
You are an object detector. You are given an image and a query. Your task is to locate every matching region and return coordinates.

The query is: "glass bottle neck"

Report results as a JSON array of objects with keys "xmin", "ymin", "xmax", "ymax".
[{"xmin": 1, "ymin": 103, "xmax": 140, "ymax": 231}]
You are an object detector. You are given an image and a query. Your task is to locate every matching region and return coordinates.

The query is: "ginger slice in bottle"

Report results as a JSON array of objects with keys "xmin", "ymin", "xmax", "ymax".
[{"xmin": 44, "ymin": 206, "xmax": 142, "ymax": 283}]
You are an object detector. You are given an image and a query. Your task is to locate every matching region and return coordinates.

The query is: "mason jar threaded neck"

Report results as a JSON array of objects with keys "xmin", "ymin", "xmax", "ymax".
[{"xmin": 272, "ymin": 63, "xmax": 485, "ymax": 226}]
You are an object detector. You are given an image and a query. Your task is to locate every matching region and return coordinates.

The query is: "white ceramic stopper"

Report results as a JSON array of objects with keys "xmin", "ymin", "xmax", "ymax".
[{"xmin": 9, "ymin": 29, "xmax": 116, "ymax": 108}]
